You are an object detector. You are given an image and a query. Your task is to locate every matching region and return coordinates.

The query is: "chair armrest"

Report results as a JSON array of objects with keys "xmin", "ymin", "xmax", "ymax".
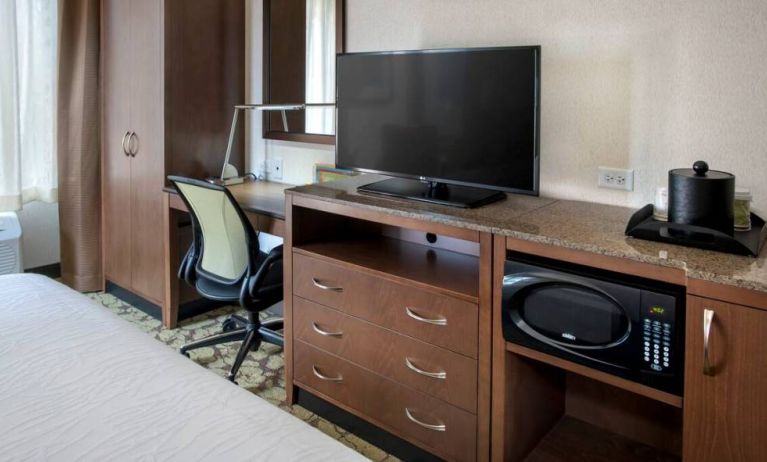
[
  {"xmin": 179, "ymin": 244, "xmax": 199, "ymax": 286},
  {"xmin": 248, "ymin": 245, "xmax": 284, "ymax": 297}
]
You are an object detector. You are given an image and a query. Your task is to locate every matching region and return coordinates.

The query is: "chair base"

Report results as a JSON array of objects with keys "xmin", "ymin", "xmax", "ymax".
[{"xmin": 180, "ymin": 314, "xmax": 284, "ymax": 382}]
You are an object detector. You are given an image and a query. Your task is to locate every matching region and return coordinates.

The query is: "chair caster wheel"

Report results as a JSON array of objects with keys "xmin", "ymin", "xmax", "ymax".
[{"xmin": 222, "ymin": 317, "xmax": 238, "ymax": 332}]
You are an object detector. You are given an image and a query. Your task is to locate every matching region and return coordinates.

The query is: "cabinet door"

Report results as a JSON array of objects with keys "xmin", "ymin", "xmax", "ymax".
[
  {"xmin": 128, "ymin": 0, "xmax": 165, "ymax": 303},
  {"xmin": 101, "ymin": 0, "xmax": 133, "ymax": 288},
  {"xmin": 684, "ymin": 296, "xmax": 767, "ymax": 461}
]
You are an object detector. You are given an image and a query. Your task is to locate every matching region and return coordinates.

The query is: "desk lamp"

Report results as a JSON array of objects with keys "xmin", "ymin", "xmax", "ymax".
[{"xmin": 210, "ymin": 104, "xmax": 304, "ymax": 185}]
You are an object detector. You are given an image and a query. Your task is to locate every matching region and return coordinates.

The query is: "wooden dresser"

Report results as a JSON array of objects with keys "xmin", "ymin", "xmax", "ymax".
[
  {"xmin": 285, "ymin": 176, "xmax": 767, "ymax": 462},
  {"xmin": 284, "ymin": 195, "xmax": 493, "ymax": 462}
]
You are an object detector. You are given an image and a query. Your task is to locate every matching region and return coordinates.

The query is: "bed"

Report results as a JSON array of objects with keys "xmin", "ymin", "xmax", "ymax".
[{"xmin": 0, "ymin": 274, "xmax": 366, "ymax": 461}]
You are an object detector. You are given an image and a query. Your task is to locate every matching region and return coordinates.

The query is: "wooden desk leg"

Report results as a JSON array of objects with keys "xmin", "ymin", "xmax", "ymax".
[
  {"xmin": 284, "ymin": 194, "xmax": 295, "ymax": 405},
  {"xmin": 491, "ymin": 234, "xmax": 510, "ymax": 462},
  {"xmin": 162, "ymin": 193, "xmax": 180, "ymax": 329},
  {"xmin": 477, "ymin": 232, "xmax": 493, "ymax": 462}
]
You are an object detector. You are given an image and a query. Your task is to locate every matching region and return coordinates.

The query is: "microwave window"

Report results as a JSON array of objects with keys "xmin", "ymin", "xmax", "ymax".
[{"xmin": 520, "ymin": 285, "xmax": 630, "ymax": 347}]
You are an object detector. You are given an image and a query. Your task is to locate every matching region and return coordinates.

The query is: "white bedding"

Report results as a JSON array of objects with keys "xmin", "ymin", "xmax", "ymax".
[{"xmin": 0, "ymin": 274, "xmax": 366, "ymax": 461}]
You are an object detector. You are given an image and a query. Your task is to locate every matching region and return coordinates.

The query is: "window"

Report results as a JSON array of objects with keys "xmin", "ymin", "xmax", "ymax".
[{"xmin": 0, "ymin": 0, "xmax": 58, "ymax": 212}]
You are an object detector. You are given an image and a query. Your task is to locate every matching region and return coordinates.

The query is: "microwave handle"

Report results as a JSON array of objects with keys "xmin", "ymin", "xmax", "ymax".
[{"xmin": 503, "ymin": 272, "xmax": 619, "ymax": 304}]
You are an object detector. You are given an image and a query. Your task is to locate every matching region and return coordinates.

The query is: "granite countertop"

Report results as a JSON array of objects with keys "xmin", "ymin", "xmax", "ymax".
[{"xmin": 286, "ymin": 174, "xmax": 767, "ymax": 294}]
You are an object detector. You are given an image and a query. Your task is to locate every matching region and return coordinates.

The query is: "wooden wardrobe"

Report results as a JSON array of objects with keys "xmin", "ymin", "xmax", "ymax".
[{"xmin": 101, "ymin": 0, "xmax": 245, "ymax": 305}]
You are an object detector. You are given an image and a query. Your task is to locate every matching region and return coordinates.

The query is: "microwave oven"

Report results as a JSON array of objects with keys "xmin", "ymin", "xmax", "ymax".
[{"xmin": 502, "ymin": 252, "xmax": 685, "ymax": 395}]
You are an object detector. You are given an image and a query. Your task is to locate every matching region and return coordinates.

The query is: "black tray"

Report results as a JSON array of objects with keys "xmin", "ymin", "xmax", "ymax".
[{"xmin": 625, "ymin": 204, "xmax": 767, "ymax": 257}]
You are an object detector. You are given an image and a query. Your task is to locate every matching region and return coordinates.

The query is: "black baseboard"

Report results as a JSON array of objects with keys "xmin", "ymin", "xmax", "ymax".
[
  {"xmin": 25, "ymin": 263, "xmax": 62, "ymax": 279},
  {"xmin": 296, "ymin": 388, "xmax": 444, "ymax": 462},
  {"xmin": 105, "ymin": 281, "xmax": 228, "ymax": 321}
]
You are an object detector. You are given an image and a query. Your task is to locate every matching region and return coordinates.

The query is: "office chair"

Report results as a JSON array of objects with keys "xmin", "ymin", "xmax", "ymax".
[{"xmin": 169, "ymin": 176, "xmax": 284, "ymax": 383}]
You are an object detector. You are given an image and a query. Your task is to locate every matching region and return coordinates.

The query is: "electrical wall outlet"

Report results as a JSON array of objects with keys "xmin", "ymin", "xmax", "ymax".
[
  {"xmin": 267, "ymin": 156, "xmax": 283, "ymax": 181},
  {"xmin": 598, "ymin": 166, "xmax": 634, "ymax": 191}
]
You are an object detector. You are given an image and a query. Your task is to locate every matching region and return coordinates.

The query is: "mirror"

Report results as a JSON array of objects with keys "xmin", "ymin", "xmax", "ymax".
[{"xmin": 263, "ymin": 0, "xmax": 343, "ymax": 144}]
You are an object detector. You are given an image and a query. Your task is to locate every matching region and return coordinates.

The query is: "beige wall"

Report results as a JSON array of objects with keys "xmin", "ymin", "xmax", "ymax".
[
  {"xmin": 249, "ymin": 0, "xmax": 767, "ymax": 210},
  {"xmin": 347, "ymin": 0, "xmax": 767, "ymax": 208}
]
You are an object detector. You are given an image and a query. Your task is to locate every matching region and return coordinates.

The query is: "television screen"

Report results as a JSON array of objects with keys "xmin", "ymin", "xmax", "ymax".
[{"xmin": 336, "ymin": 46, "xmax": 540, "ymax": 195}]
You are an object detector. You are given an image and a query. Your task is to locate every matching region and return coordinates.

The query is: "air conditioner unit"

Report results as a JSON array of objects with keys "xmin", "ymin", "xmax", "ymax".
[{"xmin": 0, "ymin": 212, "xmax": 23, "ymax": 275}]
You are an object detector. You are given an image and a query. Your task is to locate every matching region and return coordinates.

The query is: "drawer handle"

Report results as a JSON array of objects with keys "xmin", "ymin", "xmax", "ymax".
[
  {"xmin": 312, "ymin": 365, "xmax": 343, "ymax": 383},
  {"xmin": 405, "ymin": 307, "xmax": 447, "ymax": 326},
  {"xmin": 405, "ymin": 408, "xmax": 446, "ymax": 432},
  {"xmin": 405, "ymin": 357, "xmax": 446, "ymax": 380},
  {"xmin": 312, "ymin": 322, "xmax": 343, "ymax": 338},
  {"xmin": 703, "ymin": 308, "xmax": 715, "ymax": 376},
  {"xmin": 312, "ymin": 278, "xmax": 344, "ymax": 292}
]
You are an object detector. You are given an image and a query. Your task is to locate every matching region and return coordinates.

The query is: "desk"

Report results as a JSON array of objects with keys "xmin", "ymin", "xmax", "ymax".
[{"xmin": 162, "ymin": 180, "xmax": 291, "ymax": 328}]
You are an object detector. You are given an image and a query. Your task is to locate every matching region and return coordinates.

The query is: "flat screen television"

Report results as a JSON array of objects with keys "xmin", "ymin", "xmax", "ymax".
[{"xmin": 336, "ymin": 46, "xmax": 540, "ymax": 208}]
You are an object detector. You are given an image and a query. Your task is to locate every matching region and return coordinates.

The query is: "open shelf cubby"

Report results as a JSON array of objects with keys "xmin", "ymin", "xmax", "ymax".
[
  {"xmin": 504, "ymin": 348, "xmax": 683, "ymax": 462},
  {"xmin": 506, "ymin": 342, "xmax": 683, "ymax": 408},
  {"xmin": 291, "ymin": 205, "xmax": 480, "ymax": 302},
  {"xmin": 525, "ymin": 416, "xmax": 679, "ymax": 462}
]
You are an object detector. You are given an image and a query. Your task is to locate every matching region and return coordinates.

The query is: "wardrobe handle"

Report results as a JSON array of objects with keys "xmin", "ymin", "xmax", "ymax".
[
  {"xmin": 405, "ymin": 307, "xmax": 447, "ymax": 326},
  {"xmin": 312, "ymin": 277, "xmax": 343, "ymax": 292},
  {"xmin": 312, "ymin": 365, "xmax": 343, "ymax": 383},
  {"xmin": 405, "ymin": 357, "xmax": 446, "ymax": 380},
  {"xmin": 312, "ymin": 322, "xmax": 343, "ymax": 338},
  {"xmin": 121, "ymin": 131, "xmax": 131, "ymax": 156},
  {"xmin": 405, "ymin": 408, "xmax": 446, "ymax": 432},
  {"xmin": 703, "ymin": 308, "xmax": 715, "ymax": 376},
  {"xmin": 129, "ymin": 132, "xmax": 139, "ymax": 157}
]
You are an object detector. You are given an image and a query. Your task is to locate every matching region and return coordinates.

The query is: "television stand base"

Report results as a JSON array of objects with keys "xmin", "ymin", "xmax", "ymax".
[{"xmin": 357, "ymin": 177, "xmax": 505, "ymax": 208}]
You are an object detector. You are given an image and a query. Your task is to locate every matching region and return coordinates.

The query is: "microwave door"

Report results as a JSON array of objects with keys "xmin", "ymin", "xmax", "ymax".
[{"xmin": 502, "ymin": 273, "xmax": 632, "ymax": 351}]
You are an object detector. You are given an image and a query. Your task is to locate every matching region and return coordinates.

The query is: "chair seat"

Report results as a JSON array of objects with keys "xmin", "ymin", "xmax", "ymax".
[
  {"xmin": 194, "ymin": 253, "xmax": 284, "ymax": 304},
  {"xmin": 196, "ymin": 277, "xmax": 242, "ymax": 302}
]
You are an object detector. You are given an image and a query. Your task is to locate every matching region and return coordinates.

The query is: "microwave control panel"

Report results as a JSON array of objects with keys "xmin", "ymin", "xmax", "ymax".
[{"xmin": 640, "ymin": 291, "xmax": 677, "ymax": 373}]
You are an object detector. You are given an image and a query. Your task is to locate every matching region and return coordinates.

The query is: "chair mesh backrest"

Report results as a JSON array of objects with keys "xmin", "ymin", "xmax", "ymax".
[{"xmin": 176, "ymin": 182, "xmax": 249, "ymax": 281}]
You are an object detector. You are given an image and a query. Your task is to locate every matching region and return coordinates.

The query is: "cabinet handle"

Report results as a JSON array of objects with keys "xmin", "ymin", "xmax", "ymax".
[
  {"xmin": 312, "ymin": 322, "xmax": 343, "ymax": 337},
  {"xmin": 405, "ymin": 408, "xmax": 446, "ymax": 432},
  {"xmin": 128, "ymin": 132, "xmax": 139, "ymax": 157},
  {"xmin": 312, "ymin": 277, "xmax": 343, "ymax": 292},
  {"xmin": 405, "ymin": 357, "xmax": 446, "ymax": 380},
  {"xmin": 703, "ymin": 308, "xmax": 715, "ymax": 376},
  {"xmin": 121, "ymin": 131, "xmax": 131, "ymax": 156},
  {"xmin": 405, "ymin": 307, "xmax": 447, "ymax": 326},
  {"xmin": 312, "ymin": 365, "xmax": 343, "ymax": 382}
]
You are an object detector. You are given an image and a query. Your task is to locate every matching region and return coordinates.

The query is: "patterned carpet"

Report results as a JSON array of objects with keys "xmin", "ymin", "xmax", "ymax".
[{"xmin": 87, "ymin": 292, "xmax": 398, "ymax": 462}]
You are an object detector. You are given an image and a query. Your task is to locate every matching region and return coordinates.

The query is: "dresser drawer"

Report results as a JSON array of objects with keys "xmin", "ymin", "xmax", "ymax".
[
  {"xmin": 294, "ymin": 296, "xmax": 477, "ymax": 413},
  {"xmin": 294, "ymin": 340, "xmax": 477, "ymax": 462},
  {"xmin": 293, "ymin": 253, "xmax": 478, "ymax": 358}
]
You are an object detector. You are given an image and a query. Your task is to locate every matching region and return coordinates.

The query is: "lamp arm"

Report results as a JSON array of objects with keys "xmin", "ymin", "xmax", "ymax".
[
  {"xmin": 281, "ymin": 110, "xmax": 289, "ymax": 132},
  {"xmin": 221, "ymin": 108, "xmax": 241, "ymax": 180},
  {"xmin": 217, "ymin": 103, "xmax": 311, "ymax": 181}
]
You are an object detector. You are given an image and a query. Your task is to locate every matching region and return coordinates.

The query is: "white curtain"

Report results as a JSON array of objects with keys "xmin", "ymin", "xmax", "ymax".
[
  {"xmin": 305, "ymin": 0, "xmax": 335, "ymax": 135},
  {"xmin": 0, "ymin": 0, "xmax": 58, "ymax": 212}
]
